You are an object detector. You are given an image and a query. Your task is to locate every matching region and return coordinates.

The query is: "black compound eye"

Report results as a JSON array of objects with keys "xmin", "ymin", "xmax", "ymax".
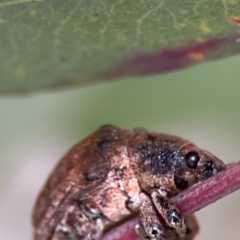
[{"xmin": 185, "ymin": 151, "xmax": 200, "ymax": 169}]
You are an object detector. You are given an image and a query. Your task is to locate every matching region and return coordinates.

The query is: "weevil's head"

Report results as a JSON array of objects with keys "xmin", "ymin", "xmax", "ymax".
[
  {"xmin": 173, "ymin": 143, "xmax": 226, "ymax": 189},
  {"xmin": 130, "ymin": 130, "xmax": 226, "ymax": 192}
]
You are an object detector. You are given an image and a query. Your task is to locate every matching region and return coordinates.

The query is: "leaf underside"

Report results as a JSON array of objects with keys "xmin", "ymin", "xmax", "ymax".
[{"xmin": 1, "ymin": 0, "xmax": 240, "ymax": 93}]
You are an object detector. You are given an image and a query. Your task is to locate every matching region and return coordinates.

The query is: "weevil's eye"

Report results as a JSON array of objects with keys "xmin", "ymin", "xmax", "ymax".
[{"xmin": 185, "ymin": 151, "xmax": 200, "ymax": 169}]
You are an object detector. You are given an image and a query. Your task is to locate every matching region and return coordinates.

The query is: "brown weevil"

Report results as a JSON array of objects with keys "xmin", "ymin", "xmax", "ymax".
[{"xmin": 32, "ymin": 125, "xmax": 226, "ymax": 240}]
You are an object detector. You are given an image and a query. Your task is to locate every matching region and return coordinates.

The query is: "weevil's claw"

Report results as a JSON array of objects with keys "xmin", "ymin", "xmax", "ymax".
[{"xmin": 151, "ymin": 191, "xmax": 186, "ymax": 235}]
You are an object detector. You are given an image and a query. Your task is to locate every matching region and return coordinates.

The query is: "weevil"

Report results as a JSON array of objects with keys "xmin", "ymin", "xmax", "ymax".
[{"xmin": 32, "ymin": 125, "xmax": 226, "ymax": 240}]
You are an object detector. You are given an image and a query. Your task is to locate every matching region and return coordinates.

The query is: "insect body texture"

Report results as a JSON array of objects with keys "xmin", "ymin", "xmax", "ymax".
[{"xmin": 32, "ymin": 125, "xmax": 226, "ymax": 240}]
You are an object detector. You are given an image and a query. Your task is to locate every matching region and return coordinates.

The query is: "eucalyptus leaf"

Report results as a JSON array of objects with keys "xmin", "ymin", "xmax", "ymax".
[{"xmin": 0, "ymin": 0, "xmax": 240, "ymax": 93}]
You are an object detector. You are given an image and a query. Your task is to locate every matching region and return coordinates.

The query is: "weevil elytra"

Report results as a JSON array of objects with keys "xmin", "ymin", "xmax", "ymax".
[{"xmin": 32, "ymin": 125, "xmax": 226, "ymax": 240}]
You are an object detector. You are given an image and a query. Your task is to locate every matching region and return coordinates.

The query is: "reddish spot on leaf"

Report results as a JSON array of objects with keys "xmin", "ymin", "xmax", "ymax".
[
  {"xmin": 101, "ymin": 34, "xmax": 240, "ymax": 80},
  {"xmin": 228, "ymin": 16, "xmax": 240, "ymax": 24},
  {"xmin": 187, "ymin": 49, "xmax": 204, "ymax": 61}
]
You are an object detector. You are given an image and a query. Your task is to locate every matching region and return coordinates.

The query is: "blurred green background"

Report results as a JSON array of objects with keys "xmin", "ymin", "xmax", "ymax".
[{"xmin": 1, "ymin": 56, "xmax": 240, "ymax": 240}]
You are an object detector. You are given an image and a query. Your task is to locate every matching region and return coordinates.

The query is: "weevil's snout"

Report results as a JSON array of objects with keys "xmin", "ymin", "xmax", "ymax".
[{"xmin": 198, "ymin": 150, "xmax": 226, "ymax": 181}]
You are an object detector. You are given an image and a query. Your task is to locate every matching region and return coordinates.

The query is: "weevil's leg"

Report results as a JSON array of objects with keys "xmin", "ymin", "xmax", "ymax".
[
  {"xmin": 151, "ymin": 191, "xmax": 186, "ymax": 236},
  {"xmin": 51, "ymin": 200, "xmax": 108, "ymax": 240},
  {"xmin": 163, "ymin": 214, "xmax": 199, "ymax": 240},
  {"xmin": 136, "ymin": 192, "xmax": 167, "ymax": 240}
]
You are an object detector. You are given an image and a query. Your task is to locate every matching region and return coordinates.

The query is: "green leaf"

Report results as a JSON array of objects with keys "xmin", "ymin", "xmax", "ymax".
[{"xmin": 1, "ymin": 0, "xmax": 240, "ymax": 93}]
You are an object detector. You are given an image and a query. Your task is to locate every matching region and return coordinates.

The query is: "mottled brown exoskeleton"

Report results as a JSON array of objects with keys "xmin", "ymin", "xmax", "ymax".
[{"xmin": 32, "ymin": 125, "xmax": 226, "ymax": 240}]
